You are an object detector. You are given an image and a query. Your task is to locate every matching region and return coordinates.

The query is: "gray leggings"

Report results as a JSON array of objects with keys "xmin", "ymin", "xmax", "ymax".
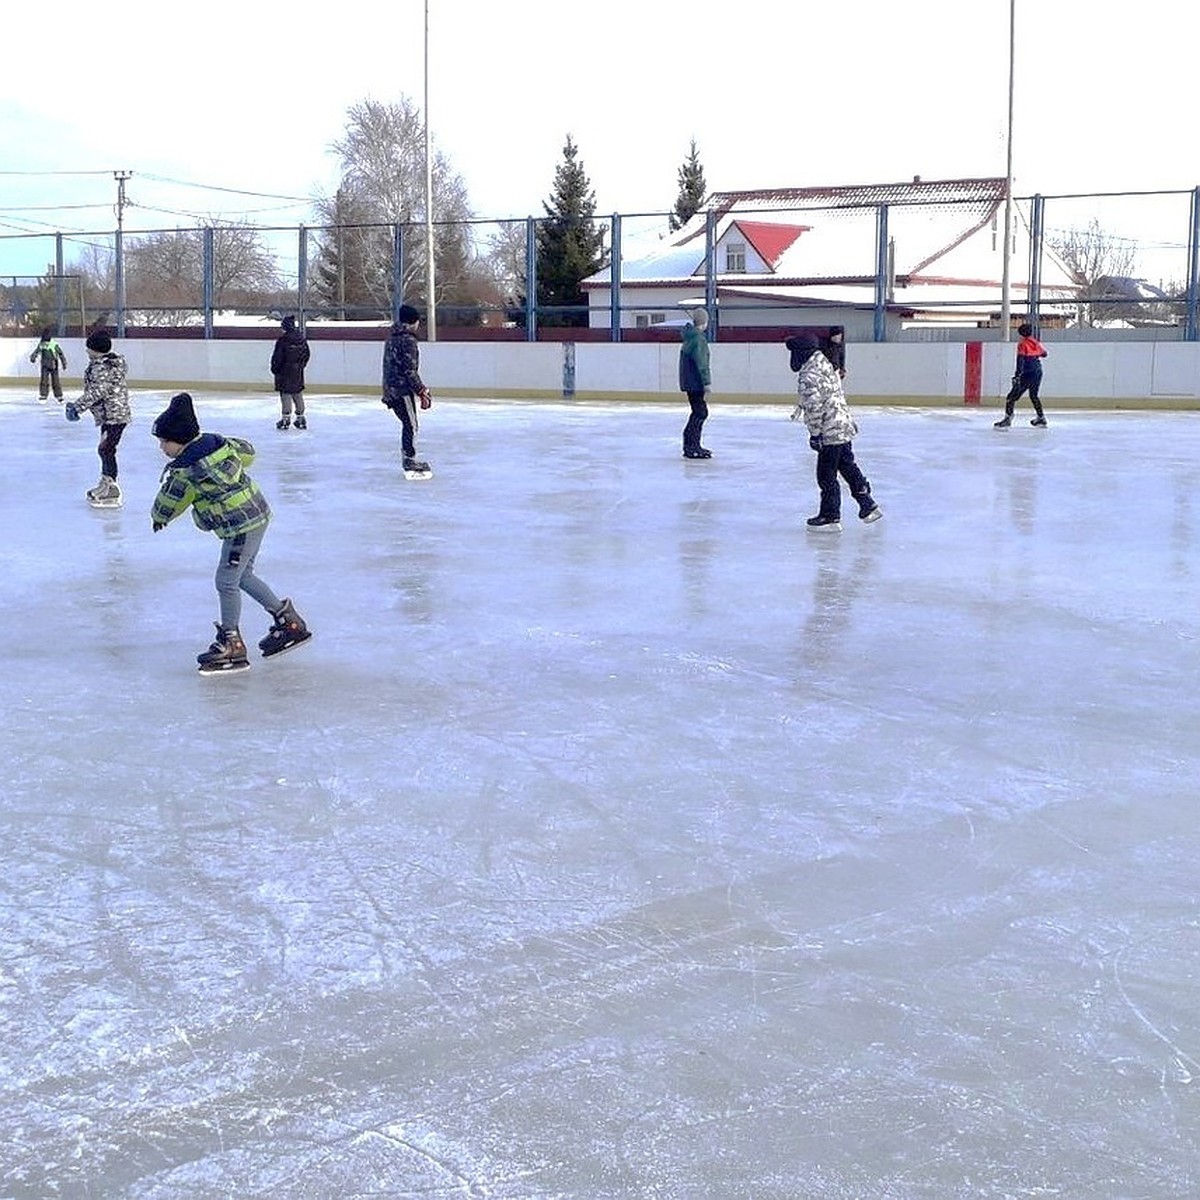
[
  {"xmin": 215, "ymin": 524, "xmax": 281, "ymax": 630},
  {"xmin": 279, "ymin": 392, "xmax": 305, "ymax": 415}
]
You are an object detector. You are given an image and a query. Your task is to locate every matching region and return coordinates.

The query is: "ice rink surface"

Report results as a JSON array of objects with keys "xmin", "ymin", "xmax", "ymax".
[{"xmin": 4, "ymin": 385, "xmax": 1200, "ymax": 1197}]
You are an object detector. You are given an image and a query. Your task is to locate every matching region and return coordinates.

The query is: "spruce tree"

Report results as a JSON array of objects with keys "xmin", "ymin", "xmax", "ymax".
[
  {"xmin": 535, "ymin": 135, "xmax": 606, "ymax": 328},
  {"xmin": 669, "ymin": 139, "xmax": 707, "ymax": 232}
]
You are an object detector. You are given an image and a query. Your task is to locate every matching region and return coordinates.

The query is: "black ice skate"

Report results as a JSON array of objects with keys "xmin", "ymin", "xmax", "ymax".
[
  {"xmin": 258, "ymin": 599, "xmax": 312, "ymax": 658},
  {"xmin": 855, "ymin": 484, "xmax": 881, "ymax": 523},
  {"xmin": 276, "ymin": 416, "xmax": 291, "ymax": 431},
  {"xmin": 403, "ymin": 457, "xmax": 433, "ymax": 480},
  {"xmin": 197, "ymin": 625, "xmax": 250, "ymax": 674},
  {"xmin": 806, "ymin": 515, "xmax": 842, "ymax": 532},
  {"xmin": 1030, "ymin": 416, "xmax": 1048, "ymax": 427},
  {"xmin": 683, "ymin": 447, "xmax": 713, "ymax": 459},
  {"xmin": 294, "ymin": 415, "xmax": 307, "ymax": 430},
  {"xmin": 993, "ymin": 415, "xmax": 1012, "ymax": 429}
]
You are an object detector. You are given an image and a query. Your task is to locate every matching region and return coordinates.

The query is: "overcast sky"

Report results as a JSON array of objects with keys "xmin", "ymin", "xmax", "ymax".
[{"xmin": 2, "ymin": 0, "xmax": 1197, "ymax": 274}]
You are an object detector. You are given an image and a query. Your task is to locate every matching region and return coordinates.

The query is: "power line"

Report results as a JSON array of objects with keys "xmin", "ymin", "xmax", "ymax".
[
  {"xmin": 0, "ymin": 204, "xmax": 113, "ymax": 213},
  {"xmin": 139, "ymin": 172, "xmax": 311, "ymax": 202},
  {"xmin": 133, "ymin": 201, "xmax": 308, "ymax": 220}
]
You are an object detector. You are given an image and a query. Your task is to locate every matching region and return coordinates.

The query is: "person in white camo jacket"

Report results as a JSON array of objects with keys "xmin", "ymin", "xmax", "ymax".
[
  {"xmin": 786, "ymin": 331, "xmax": 882, "ymax": 531},
  {"xmin": 65, "ymin": 329, "xmax": 131, "ymax": 506}
]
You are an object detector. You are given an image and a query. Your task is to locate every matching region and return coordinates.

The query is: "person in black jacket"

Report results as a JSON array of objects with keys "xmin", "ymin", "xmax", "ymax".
[
  {"xmin": 382, "ymin": 304, "xmax": 433, "ymax": 475},
  {"xmin": 270, "ymin": 315, "xmax": 311, "ymax": 430},
  {"xmin": 820, "ymin": 325, "xmax": 846, "ymax": 379}
]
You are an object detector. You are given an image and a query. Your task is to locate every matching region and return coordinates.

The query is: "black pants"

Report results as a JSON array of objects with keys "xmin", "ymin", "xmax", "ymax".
[
  {"xmin": 386, "ymin": 393, "xmax": 419, "ymax": 458},
  {"xmin": 1004, "ymin": 373, "xmax": 1044, "ymax": 417},
  {"xmin": 683, "ymin": 391, "xmax": 708, "ymax": 451},
  {"xmin": 815, "ymin": 441, "xmax": 871, "ymax": 520},
  {"xmin": 39, "ymin": 365, "xmax": 63, "ymax": 399},
  {"xmin": 98, "ymin": 423, "xmax": 125, "ymax": 479}
]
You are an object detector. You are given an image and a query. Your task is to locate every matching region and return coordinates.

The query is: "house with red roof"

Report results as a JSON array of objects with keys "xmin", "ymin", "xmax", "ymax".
[{"xmin": 583, "ymin": 176, "xmax": 1081, "ymax": 336}]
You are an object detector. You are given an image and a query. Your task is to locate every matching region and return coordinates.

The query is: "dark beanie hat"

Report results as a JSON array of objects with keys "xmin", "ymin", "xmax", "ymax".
[
  {"xmin": 86, "ymin": 330, "xmax": 112, "ymax": 353},
  {"xmin": 281, "ymin": 315, "xmax": 296, "ymax": 330},
  {"xmin": 152, "ymin": 392, "xmax": 200, "ymax": 443},
  {"xmin": 397, "ymin": 304, "xmax": 421, "ymax": 324}
]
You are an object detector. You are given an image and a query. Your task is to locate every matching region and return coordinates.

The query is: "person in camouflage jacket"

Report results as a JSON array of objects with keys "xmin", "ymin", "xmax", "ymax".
[
  {"xmin": 151, "ymin": 391, "xmax": 310, "ymax": 671},
  {"xmin": 65, "ymin": 329, "xmax": 130, "ymax": 503},
  {"xmin": 787, "ymin": 331, "xmax": 882, "ymax": 529}
]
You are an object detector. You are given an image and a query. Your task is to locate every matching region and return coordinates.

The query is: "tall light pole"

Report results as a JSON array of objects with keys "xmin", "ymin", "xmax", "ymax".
[
  {"xmin": 999, "ymin": 0, "xmax": 1015, "ymax": 342},
  {"xmin": 114, "ymin": 170, "xmax": 131, "ymax": 336},
  {"xmin": 424, "ymin": 0, "xmax": 437, "ymax": 342}
]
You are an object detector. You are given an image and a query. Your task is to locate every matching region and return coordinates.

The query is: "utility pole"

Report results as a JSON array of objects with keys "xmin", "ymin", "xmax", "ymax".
[
  {"xmin": 114, "ymin": 170, "xmax": 131, "ymax": 336},
  {"xmin": 999, "ymin": 0, "xmax": 1015, "ymax": 343},
  {"xmin": 424, "ymin": 0, "xmax": 436, "ymax": 341}
]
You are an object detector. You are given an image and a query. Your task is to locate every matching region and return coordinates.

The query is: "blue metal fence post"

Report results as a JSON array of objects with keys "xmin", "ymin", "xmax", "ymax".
[
  {"xmin": 1185, "ymin": 187, "xmax": 1200, "ymax": 342},
  {"xmin": 392, "ymin": 224, "xmax": 405, "ymax": 325},
  {"xmin": 610, "ymin": 212, "xmax": 622, "ymax": 342},
  {"xmin": 873, "ymin": 204, "xmax": 889, "ymax": 342},
  {"xmin": 704, "ymin": 210, "xmax": 717, "ymax": 339},
  {"xmin": 1027, "ymin": 194, "xmax": 1046, "ymax": 333},
  {"xmin": 202, "ymin": 227, "xmax": 214, "ymax": 339},
  {"xmin": 525, "ymin": 216, "xmax": 537, "ymax": 342},
  {"xmin": 297, "ymin": 225, "xmax": 308, "ymax": 330},
  {"xmin": 54, "ymin": 233, "xmax": 64, "ymax": 335}
]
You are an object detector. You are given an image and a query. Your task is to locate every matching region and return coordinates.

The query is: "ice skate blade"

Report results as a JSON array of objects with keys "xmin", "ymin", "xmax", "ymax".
[
  {"xmin": 806, "ymin": 522, "xmax": 842, "ymax": 533},
  {"xmin": 88, "ymin": 499, "xmax": 123, "ymax": 509},
  {"xmin": 197, "ymin": 661, "xmax": 251, "ymax": 676},
  {"xmin": 861, "ymin": 507, "xmax": 883, "ymax": 523},
  {"xmin": 404, "ymin": 469, "xmax": 434, "ymax": 481},
  {"xmin": 261, "ymin": 631, "xmax": 313, "ymax": 660}
]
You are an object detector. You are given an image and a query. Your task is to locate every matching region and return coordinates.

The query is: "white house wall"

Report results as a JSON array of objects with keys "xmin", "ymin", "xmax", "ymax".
[{"xmin": 6, "ymin": 338, "xmax": 1200, "ymax": 406}]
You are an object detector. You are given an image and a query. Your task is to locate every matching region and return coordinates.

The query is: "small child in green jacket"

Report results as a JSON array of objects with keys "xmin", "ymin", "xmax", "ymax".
[
  {"xmin": 29, "ymin": 327, "xmax": 67, "ymax": 402},
  {"xmin": 150, "ymin": 392, "xmax": 311, "ymax": 674}
]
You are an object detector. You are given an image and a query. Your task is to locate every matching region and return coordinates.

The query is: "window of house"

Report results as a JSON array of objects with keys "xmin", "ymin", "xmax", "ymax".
[
  {"xmin": 725, "ymin": 242, "xmax": 746, "ymax": 273},
  {"xmin": 635, "ymin": 313, "xmax": 667, "ymax": 328}
]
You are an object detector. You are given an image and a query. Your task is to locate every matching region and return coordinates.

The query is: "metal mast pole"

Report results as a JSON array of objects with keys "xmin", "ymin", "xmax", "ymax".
[
  {"xmin": 424, "ymin": 0, "xmax": 437, "ymax": 341},
  {"xmin": 999, "ymin": 0, "xmax": 1015, "ymax": 342},
  {"xmin": 114, "ymin": 169, "xmax": 131, "ymax": 336}
]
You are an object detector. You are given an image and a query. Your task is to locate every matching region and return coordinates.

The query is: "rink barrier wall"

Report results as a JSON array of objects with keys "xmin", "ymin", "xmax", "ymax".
[{"xmin": 6, "ymin": 338, "xmax": 1200, "ymax": 408}]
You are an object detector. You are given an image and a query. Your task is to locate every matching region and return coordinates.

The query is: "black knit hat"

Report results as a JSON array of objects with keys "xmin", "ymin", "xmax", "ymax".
[
  {"xmin": 85, "ymin": 330, "xmax": 112, "ymax": 353},
  {"xmin": 397, "ymin": 304, "xmax": 421, "ymax": 324},
  {"xmin": 152, "ymin": 392, "xmax": 200, "ymax": 444},
  {"xmin": 281, "ymin": 315, "xmax": 296, "ymax": 330}
]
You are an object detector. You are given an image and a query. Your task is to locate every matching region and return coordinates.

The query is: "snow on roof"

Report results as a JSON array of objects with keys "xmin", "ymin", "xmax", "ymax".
[
  {"xmin": 585, "ymin": 175, "xmax": 1081, "ymax": 297},
  {"xmin": 707, "ymin": 176, "xmax": 1008, "ymax": 214}
]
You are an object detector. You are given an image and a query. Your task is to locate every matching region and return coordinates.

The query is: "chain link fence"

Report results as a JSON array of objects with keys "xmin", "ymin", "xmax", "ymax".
[{"xmin": 3, "ymin": 187, "xmax": 1198, "ymax": 342}]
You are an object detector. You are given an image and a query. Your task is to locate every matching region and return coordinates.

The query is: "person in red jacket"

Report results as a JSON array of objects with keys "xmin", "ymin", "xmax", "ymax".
[{"xmin": 995, "ymin": 322, "xmax": 1048, "ymax": 428}]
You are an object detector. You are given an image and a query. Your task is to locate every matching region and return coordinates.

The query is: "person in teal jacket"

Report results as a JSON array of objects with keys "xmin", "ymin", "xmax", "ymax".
[
  {"xmin": 678, "ymin": 307, "xmax": 712, "ymax": 459},
  {"xmin": 29, "ymin": 327, "xmax": 67, "ymax": 401},
  {"xmin": 150, "ymin": 391, "xmax": 311, "ymax": 673}
]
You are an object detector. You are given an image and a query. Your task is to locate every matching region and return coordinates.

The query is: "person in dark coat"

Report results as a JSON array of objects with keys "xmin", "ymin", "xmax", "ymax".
[
  {"xmin": 270, "ymin": 315, "xmax": 311, "ymax": 430},
  {"xmin": 820, "ymin": 325, "xmax": 846, "ymax": 378},
  {"xmin": 382, "ymin": 304, "xmax": 433, "ymax": 474},
  {"xmin": 678, "ymin": 307, "xmax": 712, "ymax": 458}
]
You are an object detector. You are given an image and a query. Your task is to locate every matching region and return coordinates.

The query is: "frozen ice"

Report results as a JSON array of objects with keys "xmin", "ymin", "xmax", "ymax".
[{"xmin": 5, "ymin": 387, "xmax": 1200, "ymax": 1195}]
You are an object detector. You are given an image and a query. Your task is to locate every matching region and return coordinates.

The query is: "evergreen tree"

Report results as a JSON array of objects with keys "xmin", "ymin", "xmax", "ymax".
[
  {"xmin": 535, "ymin": 135, "xmax": 606, "ymax": 328},
  {"xmin": 669, "ymin": 139, "xmax": 707, "ymax": 232}
]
